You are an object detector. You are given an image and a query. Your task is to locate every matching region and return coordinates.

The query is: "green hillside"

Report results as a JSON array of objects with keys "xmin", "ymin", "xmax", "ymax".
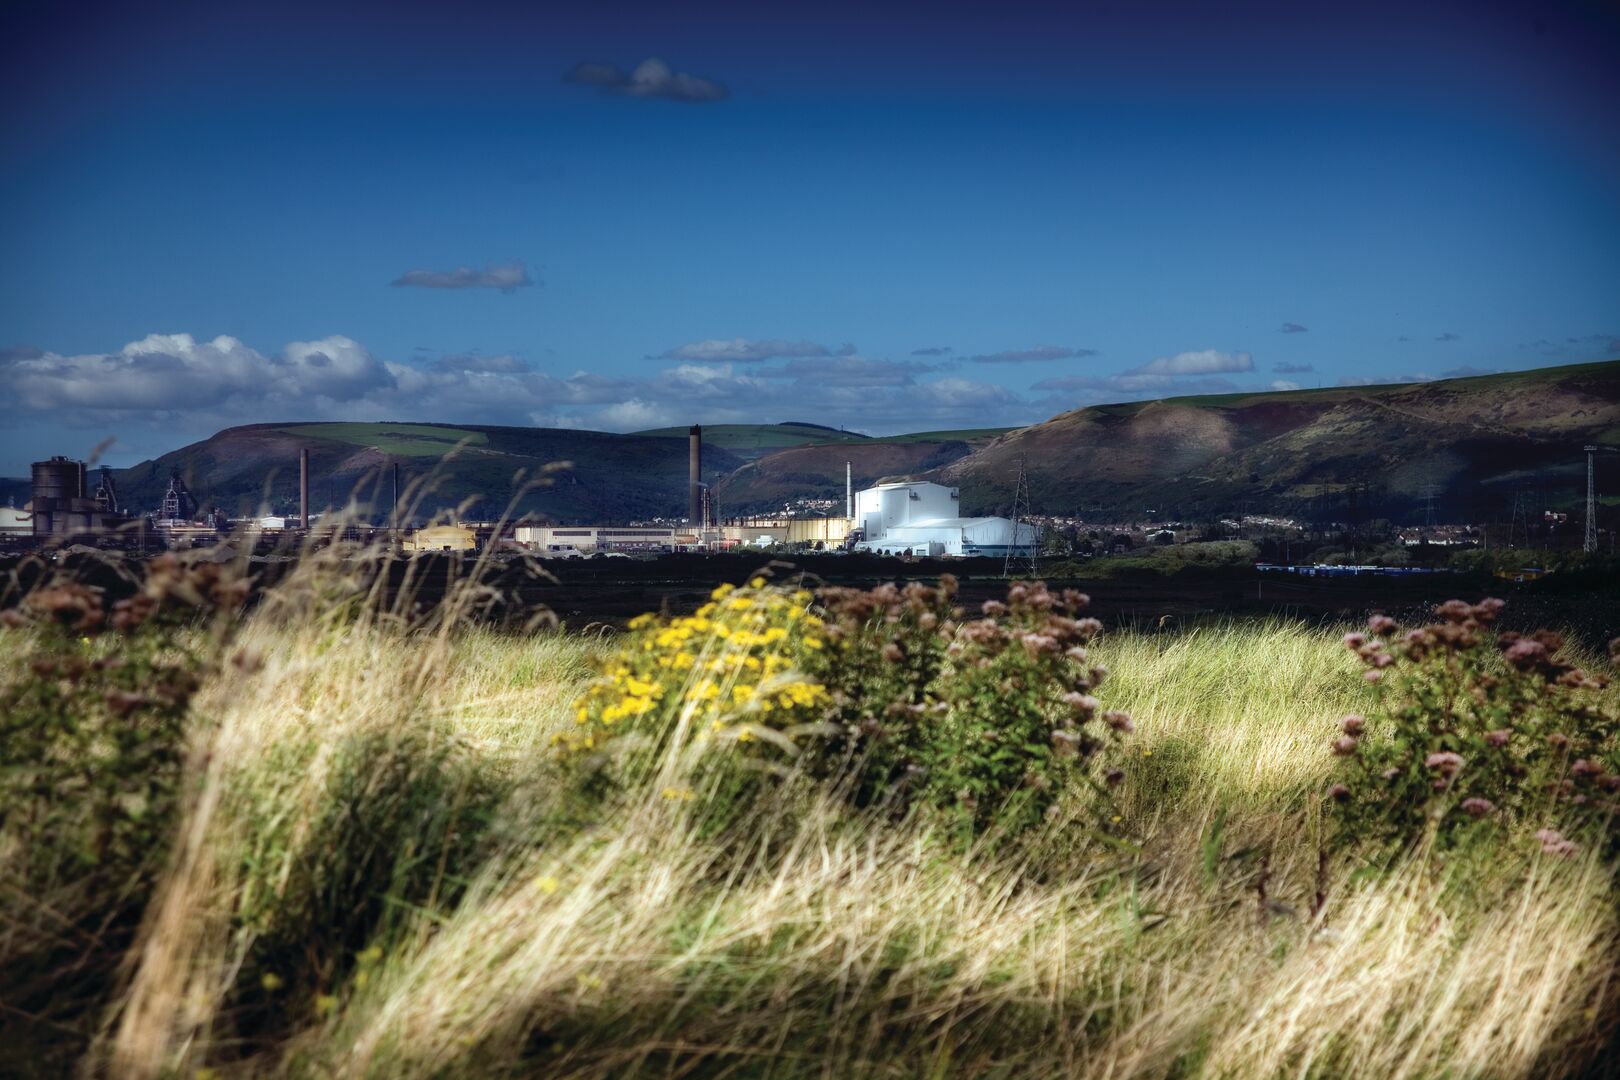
[
  {"xmin": 107, "ymin": 422, "xmax": 744, "ymax": 524},
  {"xmin": 633, "ymin": 423, "xmax": 873, "ymax": 460},
  {"xmin": 941, "ymin": 359, "xmax": 1620, "ymax": 521}
]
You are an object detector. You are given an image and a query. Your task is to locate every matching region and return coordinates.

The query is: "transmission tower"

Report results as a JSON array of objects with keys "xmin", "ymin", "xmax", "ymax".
[
  {"xmin": 1004, "ymin": 455, "xmax": 1039, "ymax": 579},
  {"xmin": 1508, "ymin": 489, "xmax": 1530, "ymax": 549}
]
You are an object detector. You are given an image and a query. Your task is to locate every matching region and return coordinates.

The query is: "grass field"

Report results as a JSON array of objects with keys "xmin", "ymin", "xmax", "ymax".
[
  {"xmin": 3, "ymin": 564, "xmax": 1617, "ymax": 1078},
  {"xmin": 275, "ymin": 423, "xmax": 491, "ymax": 457}
]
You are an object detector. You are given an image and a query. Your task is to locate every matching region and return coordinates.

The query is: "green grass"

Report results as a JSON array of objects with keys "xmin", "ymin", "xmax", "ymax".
[
  {"xmin": 871, "ymin": 427, "xmax": 1013, "ymax": 443},
  {"xmin": 277, "ymin": 423, "xmax": 490, "ymax": 457},
  {"xmin": 634, "ymin": 423, "xmax": 871, "ymax": 457}
]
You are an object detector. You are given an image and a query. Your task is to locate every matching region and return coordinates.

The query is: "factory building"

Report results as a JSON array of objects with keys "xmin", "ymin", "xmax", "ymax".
[
  {"xmin": 719, "ymin": 516, "xmax": 852, "ymax": 548},
  {"xmin": 405, "ymin": 524, "xmax": 479, "ymax": 552},
  {"xmin": 851, "ymin": 480, "xmax": 1036, "ymax": 557},
  {"xmin": 515, "ymin": 524, "xmax": 682, "ymax": 556},
  {"xmin": 24, "ymin": 457, "xmax": 137, "ymax": 541}
]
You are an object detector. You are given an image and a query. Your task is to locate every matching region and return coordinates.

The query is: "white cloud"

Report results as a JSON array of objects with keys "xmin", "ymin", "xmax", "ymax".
[
  {"xmin": 1, "ymin": 331, "xmax": 1045, "ymax": 464},
  {"xmin": 1130, "ymin": 349, "xmax": 1253, "ymax": 376},
  {"xmin": 1269, "ymin": 379, "xmax": 1301, "ymax": 391}
]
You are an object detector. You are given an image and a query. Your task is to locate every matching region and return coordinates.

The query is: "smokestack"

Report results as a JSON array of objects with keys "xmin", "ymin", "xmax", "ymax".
[
  {"xmin": 689, "ymin": 425, "xmax": 703, "ymax": 526},
  {"xmin": 846, "ymin": 461, "xmax": 853, "ymax": 520},
  {"xmin": 299, "ymin": 448, "xmax": 309, "ymax": 530}
]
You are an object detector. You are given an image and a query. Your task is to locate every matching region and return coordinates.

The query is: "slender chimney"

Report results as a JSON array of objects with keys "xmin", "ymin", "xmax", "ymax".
[
  {"xmin": 846, "ymin": 461, "xmax": 853, "ymax": 520},
  {"xmin": 299, "ymin": 448, "xmax": 310, "ymax": 530},
  {"xmin": 688, "ymin": 425, "xmax": 703, "ymax": 526}
]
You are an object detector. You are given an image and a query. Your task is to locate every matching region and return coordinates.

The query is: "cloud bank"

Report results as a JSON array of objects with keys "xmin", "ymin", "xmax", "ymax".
[
  {"xmin": 1129, "ymin": 349, "xmax": 1253, "ymax": 376},
  {"xmin": 2, "ymin": 332, "xmax": 1040, "ymax": 467}
]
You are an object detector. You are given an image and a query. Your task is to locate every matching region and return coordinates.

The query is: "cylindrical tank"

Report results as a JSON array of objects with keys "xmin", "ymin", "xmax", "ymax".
[
  {"xmin": 31, "ymin": 456, "xmax": 85, "ymax": 508},
  {"xmin": 688, "ymin": 425, "xmax": 702, "ymax": 526}
]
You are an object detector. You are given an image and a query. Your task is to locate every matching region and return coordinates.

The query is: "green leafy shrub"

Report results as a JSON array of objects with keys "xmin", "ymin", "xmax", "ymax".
[
  {"xmin": 1325, "ymin": 598, "xmax": 1620, "ymax": 855},
  {"xmin": 0, "ymin": 555, "xmax": 245, "ymax": 1056},
  {"xmin": 808, "ymin": 577, "xmax": 1129, "ymax": 836}
]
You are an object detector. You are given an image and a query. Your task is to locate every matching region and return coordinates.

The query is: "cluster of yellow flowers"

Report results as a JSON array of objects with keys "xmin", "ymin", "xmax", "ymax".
[{"xmin": 557, "ymin": 578, "xmax": 830, "ymax": 758}]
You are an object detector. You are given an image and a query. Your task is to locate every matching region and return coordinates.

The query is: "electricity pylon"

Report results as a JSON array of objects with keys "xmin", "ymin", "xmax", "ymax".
[{"xmin": 1004, "ymin": 455, "xmax": 1039, "ymax": 579}]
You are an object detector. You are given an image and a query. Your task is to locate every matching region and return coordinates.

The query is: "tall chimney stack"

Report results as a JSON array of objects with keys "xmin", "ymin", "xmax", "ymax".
[
  {"xmin": 299, "ymin": 448, "xmax": 310, "ymax": 530},
  {"xmin": 688, "ymin": 425, "xmax": 703, "ymax": 527},
  {"xmin": 846, "ymin": 461, "xmax": 853, "ymax": 520}
]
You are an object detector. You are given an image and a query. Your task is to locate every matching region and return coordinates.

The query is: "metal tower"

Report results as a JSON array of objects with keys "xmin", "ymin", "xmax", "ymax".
[
  {"xmin": 1508, "ymin": 489, "xmax": 1530, "ymax": 549},
  {"xmin": 1003, "ymin": 455, "xmax": 1039, "ymax": 579}
]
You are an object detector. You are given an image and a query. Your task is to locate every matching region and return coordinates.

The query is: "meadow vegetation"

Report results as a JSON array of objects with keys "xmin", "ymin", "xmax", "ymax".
[{"xmin": 2, "ymin": 543, "xmax": 1618, "ymax": 1078}]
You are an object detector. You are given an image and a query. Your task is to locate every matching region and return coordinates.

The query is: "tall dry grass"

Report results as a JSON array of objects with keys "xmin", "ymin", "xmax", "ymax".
[{"xmin": 4, "ymin": 554, "xmax": 1615, "ymax": 1077}]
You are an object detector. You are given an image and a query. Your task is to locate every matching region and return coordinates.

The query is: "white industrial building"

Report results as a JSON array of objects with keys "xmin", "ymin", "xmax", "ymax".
[
  {"xmin": 851, "ymin": 481, "xmax": 1036, "ymax": 558},
  {"xmin": 514, "ymin": 524, "xmax": 682, "ymax": 556}
]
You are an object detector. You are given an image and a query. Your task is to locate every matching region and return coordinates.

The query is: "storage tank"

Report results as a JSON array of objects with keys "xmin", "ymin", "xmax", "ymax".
[{"xmin": 31, "ymin": 456, "xmax": 85, "ymax": 507}]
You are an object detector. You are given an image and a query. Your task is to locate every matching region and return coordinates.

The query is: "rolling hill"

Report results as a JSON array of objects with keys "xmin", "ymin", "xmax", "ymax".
[
  {"xmin": 713, "ymin": 362, "xmax": 1620, "ymax": 521},
  {"xmin": 631, "ymin": 422, "xmax": 873, "ymax": 461},
  {"xmin": 101, "ymin": 422, "xmax": 744, "ymax": 523},
  {"xmin": 940, "ymin": 361, "xmax": 1620, "ymax": 521}
]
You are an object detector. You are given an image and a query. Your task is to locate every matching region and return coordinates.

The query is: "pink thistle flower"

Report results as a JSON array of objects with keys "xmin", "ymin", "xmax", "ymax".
[
  {"xmin": 1061, "ymin": 692, "xmax": 1100, "ymax": 717},
  {"xmin": 1343, "ymin": 632, "xmax": 1368, "ymax": 651},
  {"xmin": 1327, "ymin": 783, "xmax": 1351, "ymax": 802},
  {"xmin": 1503, "ymin": 639, "xmax": 1547, "ymax": 671},
  {"xmin": 1341, "ymin": 715, "xmax": 1367, "ymax": 736},
  {"xmin": 1425, "ymin": 751, "xmax": 1463, "ymax": 776},
  {"xmin": 1368, "ymin": 614, "xmax": 1398, "ymax": 636},
  {"xmin": 1332, "ymin": 735, "xmax": 1359, "ymax": 756},
  {"xmin": 1102, "ymin": 710, "xmax": 1134, "ymax": 733},
  {"xmin": 1364, "ymin": 670, "xmax": 1384, "ymax": 684},
  {"xmin": 1460, "ymin": 797, "xmax": 1495, "ymax": 818},
  {"xmin": 1436, "ymin": 599, "xmax": 1473, "ymax": 624},
  {"xmin": 1483, "ymin": 729, "xmax": 1511, "ymax": 748},
  {"xmin": 1534, "ymin": 828, "xmax": 1579, "ymax": 857}
]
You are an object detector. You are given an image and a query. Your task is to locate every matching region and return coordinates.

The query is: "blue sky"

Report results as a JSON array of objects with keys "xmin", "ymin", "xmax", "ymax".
[{"xmin": 2, "ymin": 0, "xmax": 1618, "ymax": 473}]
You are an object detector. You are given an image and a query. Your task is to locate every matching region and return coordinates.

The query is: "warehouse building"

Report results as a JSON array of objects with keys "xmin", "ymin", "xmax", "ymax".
[
  {"xmin": 514, "ymin": 524, "xmax": 682, "ymax": 556},
  {"xmin": 851, "ymin": 480, "xmax": 1035, "ymax": 558},
  {"xmin": 719, "ymin": 515, "xmax": 852, "ymax": 548}
]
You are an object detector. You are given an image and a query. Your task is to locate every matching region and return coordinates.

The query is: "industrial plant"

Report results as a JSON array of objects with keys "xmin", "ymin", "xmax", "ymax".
[{"xmin": 0, "ymin": 424, "xmax": 1033, "ymax": 561}]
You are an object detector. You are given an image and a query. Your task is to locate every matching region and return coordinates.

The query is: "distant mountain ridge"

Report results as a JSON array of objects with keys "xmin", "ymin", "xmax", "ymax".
[
  {"xmin": 7, "ymin": 363, "xmax": 1616, "ymax": 526},
  {"xmin": 715, "ymin": 361, "xmax": 1620, "ymax": 522}
]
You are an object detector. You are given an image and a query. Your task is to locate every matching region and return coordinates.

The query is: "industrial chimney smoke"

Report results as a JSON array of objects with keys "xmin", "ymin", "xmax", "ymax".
[{"xmin": 688, "ymin": 425, "xmax": 703, "ymax": 527}]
